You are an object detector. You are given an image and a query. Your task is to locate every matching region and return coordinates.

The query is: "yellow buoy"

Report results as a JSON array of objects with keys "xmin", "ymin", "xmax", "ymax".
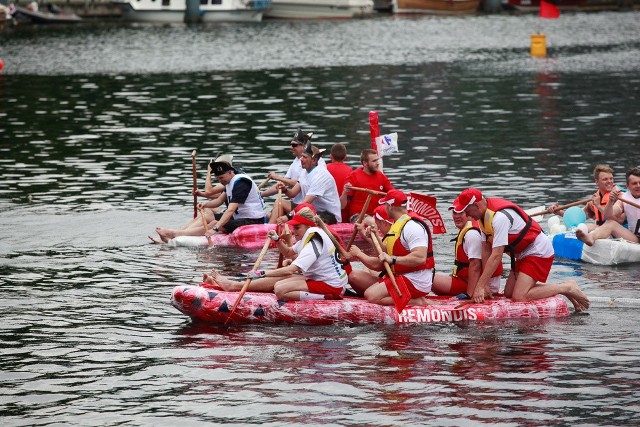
[{"xmin": 530, "ymin": 34, "xmax": 547, "ymax": 58}]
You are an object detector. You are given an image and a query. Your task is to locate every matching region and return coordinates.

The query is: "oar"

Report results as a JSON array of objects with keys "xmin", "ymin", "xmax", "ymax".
[
  {"xmin": 198, "ymin": 207, "xmax": 212, "ymax": 247},
  {"xmin": 191, "ymin": 150, "xmax": 197, "ymax": 219},
  {"xmin": 348, "ymin": 186, "xmax": 386, "ymax": 196},
  {"xmin": 315, "ymin": 216, "xmax": 349, "ymax": 260},
  {"xmin": 276, "ymin": 189, "xmax": 285, "ymax": 268},
  {"xmin": 370, "ymin": 227, "xmax": 411, "ymax": 313},
  {"xmin": 346, "ymin": 194, "xmax": 372, "ymax": 250},
  {"xmin": 530, "ymin": 198, "xmax": 592, "ymax": 217},
  {"xmin": 224, "ymin": 237, "xmax": 272, "ymax": 326},
  {"xmin": 257, "ymin": 176, "xmax": 270, "ymax": 190},
  {"xmin": 620, "ymin": 197, "xmax": 640, "ymax": 210}
]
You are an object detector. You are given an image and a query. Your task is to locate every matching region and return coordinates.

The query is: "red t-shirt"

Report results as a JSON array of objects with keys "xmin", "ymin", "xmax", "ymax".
[
  {"xmin": 326, "ymin": 162, "xmax": 353, "ymax": 196},
  {"xmin": 345, "ymin": 168, "xmax": 394, "ymax": 218}
]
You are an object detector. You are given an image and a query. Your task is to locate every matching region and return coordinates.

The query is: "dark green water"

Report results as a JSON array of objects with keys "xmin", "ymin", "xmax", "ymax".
[{"xmin": 1, "ymin": 12, "xmax": 639, "ymax": 425}]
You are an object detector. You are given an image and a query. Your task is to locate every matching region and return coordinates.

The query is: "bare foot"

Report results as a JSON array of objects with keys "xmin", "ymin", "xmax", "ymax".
[
  {"xmin": 148, "ymin": 235, "xmax": 164, "ymax": 244},
  {"xmin": 155, "ymin": 227, "xmax": 176, "ymax": 243},
  {"xmin": 210, "ymin": 269, "xmax": 242, "ymax": 291},
  {"xmin": 575, "ymin": 228, "xmax": 594, "ymax": 247},
  {"xmin": 565, "ymin": 280, "xmax": 590, "ymax": 312},
  {"xmin": 201, "ymin": 273, "xmax": 223, "ymax": 290},
  {"xmin": 410, "ymin": 297, "xmax": 438, "ymax": 306}
]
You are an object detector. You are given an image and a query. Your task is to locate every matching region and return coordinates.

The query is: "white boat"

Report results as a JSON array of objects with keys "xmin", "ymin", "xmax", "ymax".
[
  {"xmin": 264, "ymin": 0, "xmax": 374, "ymax": 19},
  {"xmin": 550, "ymin": 231, "xmax": 640, "ymax": 265},
  {"xmin": 392, "ymin": 0, "xmax": 480, "ymax": 15},
  {"xmin": 112, "ymin": 0, "xmax": 268, "ymax": 23}
]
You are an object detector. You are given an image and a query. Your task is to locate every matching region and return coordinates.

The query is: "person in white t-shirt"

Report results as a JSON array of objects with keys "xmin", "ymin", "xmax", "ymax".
[{"xmin": 454, "ymin": 188, "xmax": 590, "ymax": 312}]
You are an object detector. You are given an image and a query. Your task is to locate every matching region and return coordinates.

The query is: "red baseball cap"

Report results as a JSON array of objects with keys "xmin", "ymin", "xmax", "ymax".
[
  {"xmin": 378, "ymin": 189, "xmax": 408, "ymax": 207},
  {"xmin": 294, "ymin": 203, "xmax": 317, "ymax": 214},
  {"xmin": 373, "ymin": 205, "xmax": 392, "ymax": 224},
  {"xmin": 450, "ymin": 188, "xmax": 483, "ymax": 213},
  {"xmin": 287, "ymin": 214, "xmax": 315, "ymax": 227}
]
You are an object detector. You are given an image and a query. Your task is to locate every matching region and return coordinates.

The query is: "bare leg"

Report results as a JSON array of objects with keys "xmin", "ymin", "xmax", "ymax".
[
  {"xmin": 268, "ymin": 200, "xmax": 293, "ymax": 224},
  {"xmin": 273, "ymin": 276, "xmax": 311, "ymax": 300},
  {"xmin": 347, "ymin": 269, "xmax": 379, "ymax": 296},
  {"xmin": 209, "ymin": 269, "xmax": 283, "ymax": 293},
  {"xmin": 432, "ymin": 273, "xmax": 454, "ymax": 296},
  {"xmin": 511, "ymin": 272, "xmax": 590, "ymax": 312}
]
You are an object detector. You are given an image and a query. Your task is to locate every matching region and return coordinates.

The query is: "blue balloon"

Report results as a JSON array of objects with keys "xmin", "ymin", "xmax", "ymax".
[{"xmin": 563, "ymin": 206, "xmax": 587, "ymax": 228}]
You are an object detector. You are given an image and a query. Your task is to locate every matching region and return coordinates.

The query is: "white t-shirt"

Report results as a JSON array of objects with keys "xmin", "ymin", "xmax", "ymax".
[
  {"xmin": 489, "ymin": 209, "xmax": 553, "ymax": 258},
  {"xmin": 292, "ymin": 227, "xmax": 348, "ymax": 288},
  {"xmin": 397, "ymin": 220, "xmax": 433, "ymax": 293},
  {"xmin": 464, "ymin": 228, "xmax": 501, "ymax": 293},
  {"xmin": 622, "ymin": 191, "xmax": 640, "ymax": 234},
  {"xmin": 299, "ymin": 165, "xmax": 341, "ymax": 222},
  {"xmin": 286, "ymin": 157, "xmax": 326, "ymax": 204}
]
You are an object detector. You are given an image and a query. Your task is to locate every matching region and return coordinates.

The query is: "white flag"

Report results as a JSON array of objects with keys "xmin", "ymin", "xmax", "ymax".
[{"xmin": 375, "ymin": 133, "xmax": 398, "ymax": 158}]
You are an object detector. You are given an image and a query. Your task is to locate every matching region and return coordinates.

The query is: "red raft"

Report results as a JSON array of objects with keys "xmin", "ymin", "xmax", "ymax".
[
  {"xmin": 169, "ymin": 223, "xmax": 357, "ymax": 249},
  {"xmin": 171, "ymin": 285, "xmax": 571, "ymax": 325}
]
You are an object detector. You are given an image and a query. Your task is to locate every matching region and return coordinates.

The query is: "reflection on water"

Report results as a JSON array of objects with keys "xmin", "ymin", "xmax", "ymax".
[{"xmin": 1, "ymin": 11, "xmax": 639, "ymax": 426}]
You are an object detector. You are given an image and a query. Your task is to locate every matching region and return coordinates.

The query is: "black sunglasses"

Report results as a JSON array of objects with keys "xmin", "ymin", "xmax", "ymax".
[{"xmin": 290, "ymin": 142, "xmax": 302, "ymax": 147}]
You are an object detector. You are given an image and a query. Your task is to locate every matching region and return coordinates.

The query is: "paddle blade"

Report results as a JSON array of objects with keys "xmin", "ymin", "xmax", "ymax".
[{"xmin": 384, "ymin": 275, "xmax": 411, "ymax": 313}]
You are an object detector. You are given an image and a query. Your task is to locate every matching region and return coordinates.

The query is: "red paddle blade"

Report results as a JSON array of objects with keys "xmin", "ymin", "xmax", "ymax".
[{"xmin": 385, "ymin": 275, "xmax": 411, "ymax": 313}]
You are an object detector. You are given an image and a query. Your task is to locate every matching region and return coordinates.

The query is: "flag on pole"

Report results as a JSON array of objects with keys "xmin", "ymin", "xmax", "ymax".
[
  {"xmin": 408, "ymin": 192, "xmax": 446, "ymax": 234},
  {"xmin": 375, "ymin": 133, "xmax": 398, "ymax": 158},
  {"xmin": 540, "ymin": 0, "xmax": 560, "ymax": 19}
]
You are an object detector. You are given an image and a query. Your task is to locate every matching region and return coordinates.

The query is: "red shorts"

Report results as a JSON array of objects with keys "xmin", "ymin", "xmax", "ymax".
[
  {"xmin": 306, "ymin": 280, "xmax": 344, "ymax": 300},
  {"xmin": 516, "ymin": 255, "xmax": 554, "ymax": 283},
  {"xmin": 450, "ymin": 276, "xmax": 468, "ymax": 296},
  {"xmin": 382, "ymin": 275, "xmax": 428, "ymax": 299}
]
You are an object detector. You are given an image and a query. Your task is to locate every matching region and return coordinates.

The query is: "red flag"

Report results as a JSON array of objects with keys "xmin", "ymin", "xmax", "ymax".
[
  {"xmin": 369, "ymin": 111, "xmax": 380, "ymax": 151},
  {"xmin": 540, "ymin": 0, "xmax": 559, "ymax": 19},
  {"xmin": 408, "ymin": 192, "xmax": 446, "ymax": 234}
]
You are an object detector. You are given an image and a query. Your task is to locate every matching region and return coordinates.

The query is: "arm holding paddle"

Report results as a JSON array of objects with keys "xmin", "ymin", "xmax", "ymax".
[
  {"xmin": 194, "ymin": 160, "xmax": 225, "ymax": 199},
  {"xmin": 603, "ymin": 189, "xmax": 627, "ymax": 223},
  {"xmin": 532, "ymin": 198, "xmax": 591, "ymax": 217}
]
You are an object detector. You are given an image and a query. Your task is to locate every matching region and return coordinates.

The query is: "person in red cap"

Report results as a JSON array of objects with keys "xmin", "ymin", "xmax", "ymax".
[
  {"xmin": 205, "ymin": 207, "xmax": 348, "ymax": 301},
  {"xmin": 432, "ymin": 207, "xmax": 503, "ymax": 297},
  {"xmin": 340, "ymin": 149, "xmax": 395, "ymax": 222},
  {"xmin": 453, "ymin": 188, "xmax": 590, "ymax": 311},
  {"xmin": 347, "ymin": 189, "xmax": 436, "ymax": 306}
]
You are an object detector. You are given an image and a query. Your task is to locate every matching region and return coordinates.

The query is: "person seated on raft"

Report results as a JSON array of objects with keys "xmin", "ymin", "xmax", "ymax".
[
  {"xmin": 261, "ymin": 128, "xmax": 325, "ymax": 223},
  {"xmin": 575, "ymin": 166, "xmax": 640, "ymax": 247},
  {"xmin": 431, "ymin": 203, "xmax": 503, "ymax": 298},
  {"xmin": 453, "ymin": 187, "xmax": 590, "ymax": 312},
  {"xmin": 547, "ymin": 164, "xmax": 624, "ymax": 231},
  {"xmin": 272, "ymin": 139, "xmax": 342, "ymax": 225},
  {"xmin": 346, "ymin": 190, "xmax": 435, "ymax": 307},
  {"xmin": 204, "ymin": 206, "xmax": 347, "ymax": 301},
  {"xmin": 154, "ymin": 155, "xmax": 266, "ymax": 242}
]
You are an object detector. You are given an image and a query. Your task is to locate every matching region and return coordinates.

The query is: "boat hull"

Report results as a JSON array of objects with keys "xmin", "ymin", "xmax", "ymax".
[
  {"xmin": 551, "ymin": 232, "xmax": 640, "ymax": 265},
  {"xmin": 113, "ymin": 0, "xmax": 264, "ymax": 23},
  {"xmin": 169, "ymin": 222, "xmax": 358, "ymax": 248},
  {"xmin": 393, "ymin": 0, "xmax": 480, "ymax": 14},
  {"xmin": 265, "ymin": 0, "xmax": 374, "ymax": 19},
  {"xmin": 171, "ymin": 285, "xmax": 571, "ymax": 325}
]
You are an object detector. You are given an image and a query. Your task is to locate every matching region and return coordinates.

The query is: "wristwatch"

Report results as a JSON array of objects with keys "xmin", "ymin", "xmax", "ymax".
[
  {"xmin": 213, "ymin": 225, "xmax": 219, "ymax": 232},
  {"xmin": 391, "ymin": 256, "xmax": 397, "ymax": 265}
]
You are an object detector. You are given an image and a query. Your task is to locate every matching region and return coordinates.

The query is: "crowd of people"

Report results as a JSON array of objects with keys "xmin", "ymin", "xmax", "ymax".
[{"xmin": 152, "ymin": 129, "xmax": 640, "ymax": 313}]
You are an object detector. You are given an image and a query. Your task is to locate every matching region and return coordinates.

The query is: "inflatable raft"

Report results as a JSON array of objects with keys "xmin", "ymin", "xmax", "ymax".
[
  {"xmin": 551, "ymin": 232, "xmax": 640, "ymax": 265},
  {"xmin": 171, "ymin": 285, "xmax": 570, "ymax": 325},
  {"xmin": 168, "ymin": 223, "xmax": 357, "ymax": 249}
]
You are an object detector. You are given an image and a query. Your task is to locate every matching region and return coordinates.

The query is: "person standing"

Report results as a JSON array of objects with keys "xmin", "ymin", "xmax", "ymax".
[
  {"xmin": 340, "ymin": 149, "xmax": 395, "ymax": 222},
  {"xmin": 326, "ymin": 143, "xmax": 352, "ymax": 222},
  {"xmin": 454, "ymin": 188, "xmax": 589, "ymax": 311}
]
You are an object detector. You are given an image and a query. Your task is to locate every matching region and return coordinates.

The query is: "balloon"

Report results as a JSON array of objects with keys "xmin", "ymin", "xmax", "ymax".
[
  {"xmin": 563, "ymin": 206, "xmax": 587, "ymax": 229},
  {"xmin": 547, "ymin": 215, "xmax": 561, "ymax": 229},
  {"xmin": 550, "ymin": 224, "xmax": 563, "ymax": 235},
  {"xmin": 576, "ymin": 223, "xmax": 589, "ymax": 235}
]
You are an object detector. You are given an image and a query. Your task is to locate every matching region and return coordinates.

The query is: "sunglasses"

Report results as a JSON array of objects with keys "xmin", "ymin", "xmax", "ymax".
[{"xmin": 290, "ymin": 142, "xmax": 302, "ymax": 147}]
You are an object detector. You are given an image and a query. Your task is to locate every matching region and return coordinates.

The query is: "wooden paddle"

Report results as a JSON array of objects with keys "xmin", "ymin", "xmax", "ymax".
[
  {"xmin": 370, "ymin": 227, "xmax": 411, "ymax": 313},
  {"xmin": 346, "ymin": 194, "xmax": 372, "ymax": 250},
  {"xmin": 224, "ymin": 237, "xmax": 272, "ymax": 326},
  {"xmin": 530, "ymin": 198, "xmax": 592, "ymax": 217},
  {"xmin": 276, "ymin": 189, "xmax": 285, "ymax": 268},
  {"xmin": 198, "ymin": 207, "xmax": 212, "ymax": 247},
  {"xmin": 315, "ymin": 216, "xmax": 349, "ymax": 260},
  {"xmin": 620, "ymin": 197, "xmax": 640, "ymax": 210},
  {"xmin": 347, "ymin": 186, "xmax": 386, "ymax": 197},
  {"xmin": 191, "ymin": 150, "xmax": 197, "ymax": 219},
  {"xmin": 257, "ymin": 176, "xmax": 270, "ymax": 190}
]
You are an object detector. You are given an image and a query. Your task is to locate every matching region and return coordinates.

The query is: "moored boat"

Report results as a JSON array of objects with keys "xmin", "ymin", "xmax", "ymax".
[
  {"xmin": 264, "ymin": 0, "xmax": 374, "ymax": 19},
  {"xmin": 112, "ymin": 0, "xmax": 268, "ymax": 23},
  {"xmin": 503, "ymin": 0, "xmax": 630, "ymax": 13},
  {"xmin": 392, "ymin": 0, "xmax": 481, "ymax": 15},
  {"xmin": 551, "ymin": 231, "xmax": 640, "ymax": 265},
  {"xmin": 167, "ymin": 222, "xmax": 358, "ymax": 248},
  {"xmin": 11, "ymin": 5, "xmax": 82, "ymax": 24},
  {"xmin": 171, "ymin": 285, "xmax": 571, "ymax": 325}
]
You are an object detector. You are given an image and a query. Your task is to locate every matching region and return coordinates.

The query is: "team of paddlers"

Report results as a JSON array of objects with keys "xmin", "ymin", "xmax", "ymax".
[{"xmin": 152, "ymin": 129, "xmax": 640, "ymax": 313}]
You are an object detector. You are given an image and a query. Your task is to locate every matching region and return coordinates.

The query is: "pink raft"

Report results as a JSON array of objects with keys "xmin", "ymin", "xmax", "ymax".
[
  {"xmin": 171, "ymin": 285, "xmax": 571, "ymax": 325},
  {"xmin": 169, "ymin": 223, "xmax": 357, "ymax": 249}
]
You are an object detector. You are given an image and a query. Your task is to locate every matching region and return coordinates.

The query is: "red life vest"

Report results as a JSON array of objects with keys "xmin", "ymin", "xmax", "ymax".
[
  {"xmin": 453, "ymin": 220, "xmax": 503, "ymax": 280},
  {"xmin": 385, "ymin": 212, "xmax": 435, "ymax": 274},
  {"xmin": 480, "ymin": 198, "xmax": 542, "ymax": 255}
]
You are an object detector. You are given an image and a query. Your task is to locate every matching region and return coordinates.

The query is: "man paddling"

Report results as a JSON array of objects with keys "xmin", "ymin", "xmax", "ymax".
[
  {"xmin": 154, "ymin": 154, "xmax": 266, "ymax": 241},
  {"xmin": 575, "ymin": 166, "xmax": 640, "ymax": 246},
  {"xmin": 454, "ymin": 188, "xmax": 589, "ymax": 312},
  {"xmin": 347, "ymin": 190, "xmax": 435, "ymax": 307}
]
